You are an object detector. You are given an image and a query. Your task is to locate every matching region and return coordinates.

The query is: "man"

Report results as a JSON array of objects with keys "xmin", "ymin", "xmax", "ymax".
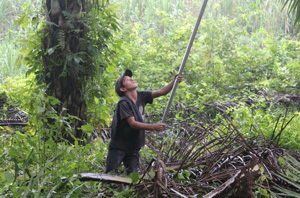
[{"xmin": 105, "ymin": 69, "xmax": 183, "ymax": 175}]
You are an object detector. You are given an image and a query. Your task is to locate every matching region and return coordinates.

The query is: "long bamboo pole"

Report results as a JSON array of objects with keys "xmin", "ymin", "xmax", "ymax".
[{"xmin": 161, "ymin": 0, "xmax": 209, "ymax": 123}]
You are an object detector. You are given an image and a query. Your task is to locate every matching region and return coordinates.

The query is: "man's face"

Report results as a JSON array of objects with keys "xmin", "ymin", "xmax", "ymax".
[{"xmin": 121, "ymin": 76, "xmax": 138, "ymax": 92}]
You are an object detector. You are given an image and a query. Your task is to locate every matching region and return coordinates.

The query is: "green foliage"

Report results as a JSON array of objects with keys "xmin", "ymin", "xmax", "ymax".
[
  {"xmin": 0, "ymin": 128, "xmax": 108, "ymax": 197},
  {"xmin": 271, "ymin": 154, "xmax": 300, "ymax": 197},
  {"xmin": 11, "ymin": 1, "xmax": 122, "ymax": 138},
  {"xmin": 114, "ymin": 4, "xmax": 299, "ymax": 103},
  {"xmin": 0, "ymin": 42, "xmax": 22, "ymax": 83},
  {"xmin": 279, "ymin": 0, "xmax": 300, "ymax": 29},
  {"xmin": 110, "ymin": 0, "xmax": 300, "ymax": 153},
  {"xmin": 0, "ymin": 124, "xmax": 108, "ymax": 197},
  {"xmin": 0, "ymin": 76, "xmax": 109, "ymax": 197},
  {"xmin": 113, "ymin": 0, "xmax": 295, "ymax": 36},
  {"xmin": 1, "ymin": 0, "xmax": 300, "ymax": 196},
  {"xmin": 0, "ymin": 0, "xmax": 38, "ymax": 83},
  {"xmin": 220, "ymin": 103, "xmax": 300, "ymax": 151}
]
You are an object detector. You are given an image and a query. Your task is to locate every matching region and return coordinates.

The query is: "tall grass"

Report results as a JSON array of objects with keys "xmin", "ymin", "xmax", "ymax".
[
  {"xmin": 0, "ymin": 0, "xmax": 25, "ymax": 37},
  {"xmin": 112, "ymin": 0, "xmax": 296, "ymax": 37},
  {"xmin": 0, "ymin": 0, "xmax": 39, "ymax": 83},
  {"xmin": 0, "ymin": 41, "xmax": 23, "ymax": 83}
]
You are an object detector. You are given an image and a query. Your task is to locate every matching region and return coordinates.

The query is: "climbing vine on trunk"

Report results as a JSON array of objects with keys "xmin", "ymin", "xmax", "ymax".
[{"xmin": 20, "ymin": 0, "xmax": 119, "ymax": 144}]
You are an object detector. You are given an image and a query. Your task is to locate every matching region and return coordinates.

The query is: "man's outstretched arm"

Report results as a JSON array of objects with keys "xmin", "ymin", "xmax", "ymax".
[
  {"xmin": 152, "ymin": 74, "xmax": 184, "ymax": 99},
  {"xmin": 126, "ymin": 117, "xmax": 166, "ymax": 131}
]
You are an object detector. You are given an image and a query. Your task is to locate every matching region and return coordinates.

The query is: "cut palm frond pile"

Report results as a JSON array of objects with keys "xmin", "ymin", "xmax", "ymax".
[
  {"xmin": 0, "ymin": 93, "xmax": 28, "ymax": 125},
  {"xmin": 135, "ymin": 117, "xmax": 300, "ymax": 198}
]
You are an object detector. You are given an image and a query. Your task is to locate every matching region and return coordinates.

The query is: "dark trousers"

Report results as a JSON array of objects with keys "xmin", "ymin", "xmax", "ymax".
[{"xmin": 105, "ymin": 149, "xmax": 140, "ymax": 175}]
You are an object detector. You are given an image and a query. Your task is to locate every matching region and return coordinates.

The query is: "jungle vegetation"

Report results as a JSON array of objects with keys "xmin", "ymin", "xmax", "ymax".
[{"xmin": 0, "ymin": 0, "xmax": 300, "ymax": 197}]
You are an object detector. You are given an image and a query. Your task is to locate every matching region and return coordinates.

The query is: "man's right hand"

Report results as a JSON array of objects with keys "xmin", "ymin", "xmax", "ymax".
[
  {"xmin": 127, "ymin": 116, "xmax": 167, "ymax": 131},
  {"xmin": 153, "ymin": 122, "xmax": 166, "ymax": 131}
]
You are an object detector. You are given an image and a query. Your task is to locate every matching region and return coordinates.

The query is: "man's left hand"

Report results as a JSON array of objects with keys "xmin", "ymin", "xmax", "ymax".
[{"xmin": 175, "ymin": 73, "xmax": 184, "ymax": 83}]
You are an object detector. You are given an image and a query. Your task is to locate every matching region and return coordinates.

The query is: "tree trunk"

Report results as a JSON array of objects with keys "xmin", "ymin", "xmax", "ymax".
[{"xmin": 43, "ymin": 0, "xmax": 86, "ymax": 144}]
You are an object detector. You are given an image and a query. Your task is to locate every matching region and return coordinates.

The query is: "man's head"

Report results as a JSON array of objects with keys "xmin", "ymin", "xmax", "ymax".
[{"xmin": 115, "ymin": 69, "xmax": 137, "ymax": 97}]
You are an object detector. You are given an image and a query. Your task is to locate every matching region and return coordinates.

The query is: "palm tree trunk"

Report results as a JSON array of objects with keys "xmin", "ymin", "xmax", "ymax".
[{"xmin": 43, "ymin": 0, "xmax": 86, "ymax": 144}]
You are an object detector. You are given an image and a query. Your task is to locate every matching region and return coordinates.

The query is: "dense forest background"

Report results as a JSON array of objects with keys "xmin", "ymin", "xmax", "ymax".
[{"xmin": 0, "ymin": 0, "xmax": 300, "ymax": 197}]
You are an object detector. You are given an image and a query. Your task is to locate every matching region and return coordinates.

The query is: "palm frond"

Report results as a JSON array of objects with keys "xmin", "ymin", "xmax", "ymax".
[{"xmin": 279, "ymin": 0, "xmax": 300, "ymax": 26}]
